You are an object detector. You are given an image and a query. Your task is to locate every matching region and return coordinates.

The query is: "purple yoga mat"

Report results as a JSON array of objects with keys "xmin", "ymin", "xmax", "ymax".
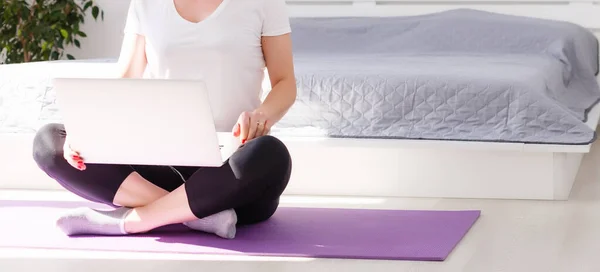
[{"xmin": 0, "ymin": 200, "xmax": 479, "ymax": 261}]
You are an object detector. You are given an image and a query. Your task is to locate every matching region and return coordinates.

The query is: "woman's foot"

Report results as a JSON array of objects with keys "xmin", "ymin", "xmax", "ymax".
[
  {"xmin": 56, "ymin": 206, "xmax": 237, "ymax": 239},
  {"xmin": 56, "ymin": 207, "xmax": 132, "ymax": 236},
  {"xmin": 184, "ymin": 209, "xmax": 237, "ymax": 239}
]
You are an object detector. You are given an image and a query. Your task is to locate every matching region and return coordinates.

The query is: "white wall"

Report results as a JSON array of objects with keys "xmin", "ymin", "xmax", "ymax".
[{"xmin": 65, "ymin": 0, "xmax": 131, "ymax": 60}]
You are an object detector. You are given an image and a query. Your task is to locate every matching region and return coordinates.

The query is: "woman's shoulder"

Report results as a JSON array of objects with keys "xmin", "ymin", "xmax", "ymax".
[
  {"xmin": 229, "ymin": 0, "xmax": 285, "ymax": 10},
  {"xmin": 130, "ymin": 0, "xmax": 169, "ymax": 11},
  {"xmin": 128, "ymin": 0, "xmax": 170, "ymax": 18}
]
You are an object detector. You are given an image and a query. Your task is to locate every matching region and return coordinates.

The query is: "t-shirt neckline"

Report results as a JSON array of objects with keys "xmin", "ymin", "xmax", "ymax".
[{"xmin": 170, "ymin": 0, "xmax": 231, "ymax": 25}]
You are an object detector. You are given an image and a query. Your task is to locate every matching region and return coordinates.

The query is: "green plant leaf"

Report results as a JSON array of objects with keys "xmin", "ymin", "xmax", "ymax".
[
  {"xmin": 0, "ymin": 0, "xmax": 105, "ymax": 63},
  {"xmin": 56, "ymin": 39, "xmax": 64, "ymax": 49},
  {"xmin": 20, "ymin": 6, "xmax": 29, "ymax": 20},
  {"xmin": 83, "ymin": 1, "xmax": 92, "ymax": 11},
  {"xmin": 66, "ymin": 54, "xmax": 75, "ymax": 60},
  {"xmin": 92, "ymin": 6, "xmax": 99, "ymax": 19}
]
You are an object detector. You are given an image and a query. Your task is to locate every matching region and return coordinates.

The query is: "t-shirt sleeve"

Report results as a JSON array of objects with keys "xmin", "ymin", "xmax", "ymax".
[
  {"xmin": 123, "ymin": 0, "xmax": 144, "ymax": 35},
  {"xmin": 261, "ymin": 0, "xmax": 291, "ymax": 36}
]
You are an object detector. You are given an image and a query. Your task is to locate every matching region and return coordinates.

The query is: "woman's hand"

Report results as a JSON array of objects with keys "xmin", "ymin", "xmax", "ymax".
[
  {"xmin": 63, "ymin": 138, "xmax": 86, "ymax": 171},
  {"xmin": 232, "ymin": 110, "xmax": 271, "ymax": 144}
]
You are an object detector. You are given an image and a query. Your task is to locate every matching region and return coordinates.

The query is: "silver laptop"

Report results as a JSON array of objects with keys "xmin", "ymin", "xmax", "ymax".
[{"xmin": 52, "ymin": 78, "xmax": 239, "ymax": 167}]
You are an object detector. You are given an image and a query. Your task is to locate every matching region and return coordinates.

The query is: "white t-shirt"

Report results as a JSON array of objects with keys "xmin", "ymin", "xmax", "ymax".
[{"xmin": 124, "ymin": 0, "xmax": 291, "ymax": 131}]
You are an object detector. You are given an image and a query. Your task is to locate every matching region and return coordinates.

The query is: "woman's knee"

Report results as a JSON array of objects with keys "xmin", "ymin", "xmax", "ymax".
[
  {"xmin": 236, "ymin": 135, "xmax": 291, "ymax": 170},
  {"xmin": 249, "ymin": 135, "xmax": 290, "ymax": 162},
  {"xmin": 229, "ymin": 135, "xmax": 292, "ymax": 188},
  {"xmin": 32, "ymin": 123, "xmax": 67, "ymax": 173}
]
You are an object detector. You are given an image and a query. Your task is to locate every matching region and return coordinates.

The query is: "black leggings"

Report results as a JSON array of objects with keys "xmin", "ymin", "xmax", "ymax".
[{"xmin": 32, "ymin": 123, "xmax": 292, "ymax": 225}]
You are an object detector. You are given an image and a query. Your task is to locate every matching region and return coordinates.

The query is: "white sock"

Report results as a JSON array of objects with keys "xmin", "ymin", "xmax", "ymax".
[
  {"xmin": 183, "ymin": 209, "xmax": 237, "ymax": 239},
  {"xmin": 55, "ymin": 207, "xmax": 132, "ymax": 236}
]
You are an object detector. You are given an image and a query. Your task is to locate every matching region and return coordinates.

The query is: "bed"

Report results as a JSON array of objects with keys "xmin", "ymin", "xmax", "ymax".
[
  {"xmin": 2, "ymin": 1, "xmax": 600, "ymax": 200},
  {"xmin": 280, "ymin": 9, "xmax": 600, "ymax": 145},
  {"xmin": 277, "ymin": 7, "xmax": 600, "ymax": 200}
]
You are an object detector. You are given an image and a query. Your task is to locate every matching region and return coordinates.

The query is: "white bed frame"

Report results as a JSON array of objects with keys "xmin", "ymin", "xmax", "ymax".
[{"xmin": 1, "ymin": 0, "xmax": 600, "ymax": 200}]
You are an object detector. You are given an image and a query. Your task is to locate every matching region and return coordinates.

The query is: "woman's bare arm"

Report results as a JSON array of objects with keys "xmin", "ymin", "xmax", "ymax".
[
  {"xmin": 116, "ymin": 33, "xmax": 147, "ymax": 78},
  {"xmin": 257, "ymin": 33, "xmax": 297, "ymax": 124}
]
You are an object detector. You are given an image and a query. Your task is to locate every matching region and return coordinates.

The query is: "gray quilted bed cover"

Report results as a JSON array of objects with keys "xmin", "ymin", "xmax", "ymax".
[{"xmin": 277, "ymin": 9, "xmax": 600, "ymax": 144}]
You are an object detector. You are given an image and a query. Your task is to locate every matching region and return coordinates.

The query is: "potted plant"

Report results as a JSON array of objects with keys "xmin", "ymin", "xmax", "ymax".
[{"xmin": 0, "ymin": 0, "xmax": 104, "ymax": 64}]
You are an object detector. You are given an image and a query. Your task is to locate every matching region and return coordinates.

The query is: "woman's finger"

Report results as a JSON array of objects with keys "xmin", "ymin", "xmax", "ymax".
[
  {"xmin": 238, "ymin": 112, "xmax": 251, "ymax": 143},
  {"xmin": 232, "ymin": 123, "xmax": 241, "ymax": 137},
  {"xmin": 63, "ymin": 142, "xmax": 85, "ymax": 170},
  {"xmin": 249, "ymin": 111, "xmax": 268, "ymax": 139},
  {"xmin": 68, "ymin": 145, "xmax": 84, "ymax": 163},
  {"xmin": 247, "ymin": 114, "xmax": 259, "ymax": 142},
  {"xmin": 255, "ymin": 119, "xmax": 266, "ymax": 137},
  {"xmin": 64, "ymin": 152, "xmax": 85, "ymax": 170},
  {"xmin": 74, "ymin": 156, "xmax": 86, "ymax": 170},
  {"xmin": 265, "ymin": 121, "xmax": 272, "ymax": 135}
]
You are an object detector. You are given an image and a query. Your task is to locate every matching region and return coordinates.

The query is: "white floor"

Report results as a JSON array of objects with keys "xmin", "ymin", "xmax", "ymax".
[{"xmin": 2, "ymin": 143, "xmax": 600, "ymax": 272}]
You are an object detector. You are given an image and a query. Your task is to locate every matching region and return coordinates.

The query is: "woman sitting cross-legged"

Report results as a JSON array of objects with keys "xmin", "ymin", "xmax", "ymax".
[{"xmin": 31, "ymin": 0, "xmax": 296, "ymax": 239}]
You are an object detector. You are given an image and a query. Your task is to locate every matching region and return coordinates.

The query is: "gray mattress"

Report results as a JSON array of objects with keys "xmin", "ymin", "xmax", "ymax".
[
  {"xmin": 276, "ymin": 9, "xmax": 600, "ymax": 144},
  {"xmin": 1, "ymin": 9, "xmax": 599, "ymax": 145}
]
